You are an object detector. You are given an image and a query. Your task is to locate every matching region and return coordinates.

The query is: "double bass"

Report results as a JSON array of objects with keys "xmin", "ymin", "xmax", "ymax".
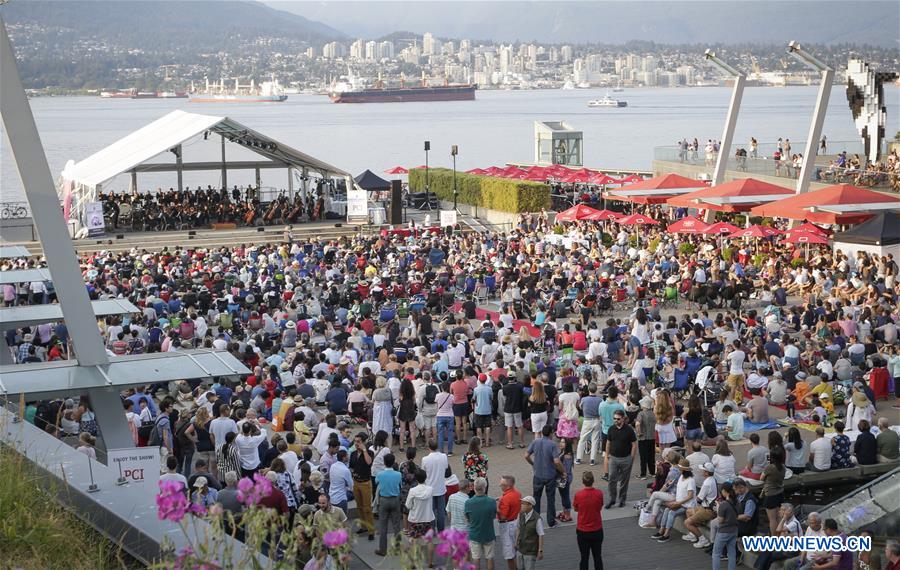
[
  {"xmin": 286, "ymin": 197, "xmax": 303, "ymax": 223},
  {"xmin": 264, "ymin": 199, "xmax": 279, "ymax": 224},
  {"xmin": 244, "ymin": 202, "xmax": 258, "ymax": 225}
]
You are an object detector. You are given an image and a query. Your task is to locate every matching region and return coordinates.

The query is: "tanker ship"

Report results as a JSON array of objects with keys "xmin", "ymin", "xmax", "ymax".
[{"xmin": 330, "ymin": 72, "xmax": 476, "ymax": 104}]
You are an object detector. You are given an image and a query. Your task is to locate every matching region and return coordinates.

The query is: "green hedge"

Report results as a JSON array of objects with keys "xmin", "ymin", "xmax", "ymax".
[{"xmin": 408, "ymin": 168, "xmax": 550, "ymax": 213}]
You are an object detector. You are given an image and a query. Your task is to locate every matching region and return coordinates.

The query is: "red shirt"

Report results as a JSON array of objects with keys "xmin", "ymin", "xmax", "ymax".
[
  {"xmin": 573, "ymin": 487, "xmax": 604, "ymax": 531},
  {"xmin": 497, "ymin": 487, "xmax": 522, "ymax": 522}
]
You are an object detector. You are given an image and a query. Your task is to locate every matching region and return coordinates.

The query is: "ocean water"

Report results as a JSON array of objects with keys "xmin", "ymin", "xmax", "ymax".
[{"xmin": 1, "ymin": 85, "xmax": 897, "ymax": 201}]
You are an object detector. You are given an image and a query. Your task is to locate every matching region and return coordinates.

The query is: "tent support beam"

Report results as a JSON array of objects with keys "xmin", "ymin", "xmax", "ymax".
[
  {"xmin": 287, "ymin": 167, "xmax": 294, "ymax": 202},
  {"xmin": 220, "ymin": 134, "xmax": 227, "ymax": 190},
  {"xmin": 129, "ymin": 161, "xmax": 289, "ymax": 173},
  {"xmin": 255, "ymin": 167, "xmax": 261, "ymax": 190},
  {"xmin": 131, "ymin": 170, "xmax": 137, "ymax": 193},
  {"xmin": 176, "ymin": 144, "xmax": 183, "ymax": 193}
]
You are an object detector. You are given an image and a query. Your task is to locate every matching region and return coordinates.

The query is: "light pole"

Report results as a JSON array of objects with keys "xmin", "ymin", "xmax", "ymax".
[
  {"xmin": 424, "ymin": 140, "xmax": 431, "ymax": 210},
  {"xmin": 451, "ymin": 144, "xmax": 459, "ymax": 212},
  {"xmin": 787, "ymin": 41, "xmax": 833, "ymax": 198}
]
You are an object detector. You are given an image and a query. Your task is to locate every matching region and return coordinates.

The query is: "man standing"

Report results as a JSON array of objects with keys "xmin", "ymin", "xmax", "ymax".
[
  {"xmin": 576, "ymin": 383, "xmax": 602, "ymax": 466},
  {"xmin": 604, "ymin": 409, "xmax": 636, "ymax": 509},
  {"xmin": 422, "ymin": 439, "xmax": 449, "ymax": 531},
  {"xmin": 349, "ymin": 432, "xmax": 375, "ymax": 541},
  {"xmin": 573, "ymin": 471, "xmax": 604, "ymax": 570},
  {"xmin": 502, "ymin": 376, "xmax": 526, "ymax": 449},
  {"xmin": 473, "ymin": 374, "xmax": 493, "ymax": 447},
  {"xmin": 497, "ymin": 475, "xmax": 522, "ymax": 570},
  {"xmin": 328, "ymin": 449, "xmax": 354, "ymax": 514},
  {"xmin": 374, "ymin": 453, "xmax": 402, "ymax": 557},
  {"xmin": 446, "ymin": 478, "xmax": 472, "ymax": 531},
  {"xmin": 525, "ymin": 425, "xmax": 565, "ymax": 528},
  {"xmin": 465, "ymin": 477, "xmax": 498, "ymax": 570},
  {"xmin": 515, "ymin": 496, "xmax": 545, "ymax": 570},
  {"xmin": 597, "ymin": 387, "xmax": 625, "ymax": 479},
  {"xmin": 209, "ymin": 404, "xmax": 237, "ymax": 454}
]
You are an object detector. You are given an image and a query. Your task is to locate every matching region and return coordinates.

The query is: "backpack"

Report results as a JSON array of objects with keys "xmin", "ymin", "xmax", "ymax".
[
  {"xmin": 147, "ymin": 415, "xmax": 167, "ymax": 447},
  {"xmin": 424, "ymin": 384, "xmax": 438, "ymax": 405}
]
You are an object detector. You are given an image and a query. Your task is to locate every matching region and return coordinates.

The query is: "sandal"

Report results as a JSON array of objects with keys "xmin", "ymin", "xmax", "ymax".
[{"xmin": 505, "ymin": 445, "xmax": 515, "ymax": 450}]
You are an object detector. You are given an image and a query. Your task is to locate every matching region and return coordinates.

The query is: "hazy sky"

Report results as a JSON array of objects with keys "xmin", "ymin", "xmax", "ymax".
[{"xmin": 266, "ymin": 0, "xmax": 900, "ymax": 46}]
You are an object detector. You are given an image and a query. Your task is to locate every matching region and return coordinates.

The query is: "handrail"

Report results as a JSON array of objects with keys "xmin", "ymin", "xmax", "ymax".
[{"xmin": 809, "ymin": 465, "xmax": 899, "ymax": 536}]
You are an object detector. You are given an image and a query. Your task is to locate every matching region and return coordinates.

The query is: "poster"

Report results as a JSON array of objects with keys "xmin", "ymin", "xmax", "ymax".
[
  {"xmin": 107, "ymin": 447, "xmax": 160, "ymax": 487},
  {"xmin": 84, "ymin": 201, "xmax": 106, "ymax": 237},
  {"xmin": 440, "ymin": 209, "xmax": 457, "ymax": 227},
  {"xmin": 346, "ymin": 188, "xmax": 368, "ymax": 219}
]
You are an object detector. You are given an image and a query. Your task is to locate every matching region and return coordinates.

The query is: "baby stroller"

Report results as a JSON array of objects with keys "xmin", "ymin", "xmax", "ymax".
[{"xmin": 696, "ymin": 365, "xmax": 723, "ymax": 407}]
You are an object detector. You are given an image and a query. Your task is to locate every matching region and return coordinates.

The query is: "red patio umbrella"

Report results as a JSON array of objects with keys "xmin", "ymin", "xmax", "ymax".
[
  {"xmin": 781, "ymin": 230, "xmax": 829, "ymax": 245},
  {"xmin": 703, "ymin": 221, "xmax": 740, "ymax": 235},
  {"xmin": 555, "ymin": 204, "xmax": 603, "ymax": 222},
  {"xmin": 666, "ymin": 216, "xmax": 710, "ymax": 234},
  {"xmin": 616, "ymin": 213, "xmax": 659, "ymax": 225},
  {"xmin": 384, "ymin": 166, "xmax": 409, "ymax": 175},
  {"xmin": 560, "ymin": 172, "xmax": 590, "ymax": 184},
  {"xmin": 465, "ymin": 168, "xmax": 488, "ymax": 175},
  {"xmin": 585, "ymin": 209, "xmax": 622, "ymax": 221},
  {"xmin": 794, "ymin": 222, "xmax": 832, "ymax": 236},
  {"xmin": 607, "ymin": 173, "xmax": 704, "ymax": 205},
  {"xmin": 589, "ymin": 173, "xmax": 616, "ymax": 185},
  {"xmin": 727, "ymin": 225, "xmax": 782, "ymax": 239},
  {"xmin": 750, "ymin": 184, "xmax": 898, "ymax": 225}
]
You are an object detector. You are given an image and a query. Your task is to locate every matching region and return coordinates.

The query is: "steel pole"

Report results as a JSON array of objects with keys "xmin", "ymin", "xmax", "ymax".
[{"xmin": 795, "ymin": 69, "xmax": 834, "ymax": 196}]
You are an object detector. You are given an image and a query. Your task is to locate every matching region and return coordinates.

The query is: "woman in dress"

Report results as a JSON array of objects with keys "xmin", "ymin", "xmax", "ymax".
[
  {"xmin": 556, "ymin": 382, "xmax": 581, "ymax": 444},
  {"xmin": 397, "ymin": 379, "xmax": 419, "ymax": 449},
  {"xmin": 654, "ymin": 388, "xmax": 676, "ymax": 449},
  {"xmin": 371, "ymin": 376, "xmax": 394, "ymax": 448},
  {"xmin": 462, "ymin": 437, "xmax": 489, "ymax": 496}
]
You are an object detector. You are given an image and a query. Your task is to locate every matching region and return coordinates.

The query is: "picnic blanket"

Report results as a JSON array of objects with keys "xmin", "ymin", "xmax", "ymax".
[
  {"xmin": 716, "ymin": 418, "xmax": 780, "ymax": 432},
  {"xmin": 777, "ymin": 418, "xmax": 836, "ymax": 434}
]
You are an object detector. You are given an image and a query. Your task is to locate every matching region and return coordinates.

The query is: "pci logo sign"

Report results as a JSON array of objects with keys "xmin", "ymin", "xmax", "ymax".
[{"xmin": 107, "ymin": 448, "xmax": 160, "ymax": 486}]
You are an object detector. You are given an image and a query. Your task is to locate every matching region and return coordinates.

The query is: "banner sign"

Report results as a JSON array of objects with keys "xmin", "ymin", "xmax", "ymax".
[
  {"xmin": 85, "ymin": 201, "xmax": 106, "ymax": 237},
  {"xmin": 347, "ymin": 188, "xmax": 368, "ymax": 219},
  {"xmin": 107, "ymin": 447, "xmax": 160, "ymax": 487},
  {"xmin": 440, "ymin": 209, "xmax": 457, "ymax": 227}
]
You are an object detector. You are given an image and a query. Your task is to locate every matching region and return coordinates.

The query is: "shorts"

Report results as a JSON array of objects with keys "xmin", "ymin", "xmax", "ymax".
[
  {"xmin": 684, "ymin": 428, "xmax": 703, "ymax": 441},
  {"xmin": 504, "ymin": 412, "xmax": 523, "ymax": 428},
  {"xmin": 498, "ymin": 520, "xmax": 518, "ymax": 559},
  {"xmin": 469, "ymin": 540, "xmax": 495, "ymax": 560},
  {"xmin": 685, "ymin": 506, "xmax": 715, "ymax": 527},
  {"xmin": 420, "ymin": 414, "xmax": 437, "ymax": 429},
  {"xmin": 453, "ymin": 403, "xmax": 470, "ymax": 417},
  {"xmin": 474, "ymin": 414, "xmax": 492, "ymax": 429},
  {"xmin": 408, "ymin": 521, "xmax": 434, "ymax": 538},
  {"xmin": 762, "ymin": 492, "xmax": 783, "ymax": 509},
  {"xmin": 530, "ymin": 411, "xmax": 548, "ymax": 434}
]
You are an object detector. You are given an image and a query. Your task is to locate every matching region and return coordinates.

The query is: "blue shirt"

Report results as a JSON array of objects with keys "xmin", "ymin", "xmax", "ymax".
[
  {"xmin": 474, "ymin": 384, "xmax": 493, "ymax": 416},
  {"xmin": 527, "ymin": 437, "xmax": 560, "ymax": 480},
  {"xmin": 375, "ymin": 469, "xmax": 402, "ymax": 497},
  {"xmin": 598, "ymin": 399, "xmax": 625, "ymax": 435},
  {"xmin": 128, "ymin": 392, "xmax": 158, "ymax": 417},
  {"xmin": 581, "ymin": 395, "xmax": 602, "ymax": 419},
  {"xmin": 329, "ymin": 461, "xmax": 353, "ymax": 504}
]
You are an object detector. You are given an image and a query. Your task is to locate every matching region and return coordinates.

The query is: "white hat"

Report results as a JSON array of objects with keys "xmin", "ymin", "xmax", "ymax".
[{"xmin": 193, "ymin": 476, "xmax": 208, "ymax": 488}]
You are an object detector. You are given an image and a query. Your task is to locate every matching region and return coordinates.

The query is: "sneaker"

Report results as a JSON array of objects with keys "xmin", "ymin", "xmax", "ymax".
[
  {"xmin": 650, "ymin": 532, "xmax": 664, "ymax": 539},
  {"xmin": 574, "ymin": 459, "xmax": 582, "ymax": 465},
  {"xmin": 590, "ymin": 460, "xmax": 596, "ymax": 466},
  {"xmin": 694, "ymin": 537, "xmax": 711, "ymax": 549},
  {"xmin": 682, "ymin": 534, "xmax": 697, "ymax": 542},
  {"xmin": 447, "ymin": 452, "xmax": 454, "ymax": 457},
  {"xmin": 657, "ymin": 535, "xmax": 671, "ymax": 543},
  {"xmin": 602, "ymin": 474, "xmax": 609, "ymax": 481}
]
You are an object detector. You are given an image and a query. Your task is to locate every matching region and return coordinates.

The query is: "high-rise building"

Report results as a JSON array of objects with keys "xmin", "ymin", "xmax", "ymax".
[
  {"xmin": 676, "ymin": 65, "xmax": 695, "ymax": 85},
  {"xmin": 323, "ymin": 42, "xmax": 344, "ymax": 60},
  {"xmin": 305, "ymin": 47, "xmax": 314, "ymax": 59},
  {"xmin": 573, "ymin": 58, "xmax": 587, "ymax": 84},
  {"xmin": 443, "ymin": 41, "xmax": 456, "ymax": 56},
  {"xmin": 626, "ymin": 53, "xmax": 641, "ymax": 70},
  {"xmin": 641, "ymin": 55, "xmax": 657, "ymax": 73},
  {"xmin": 422, "ymin": 32, "xmax": 436, "ymax": 56},
  {"xmin": 499, "ymin": 45, "xmax": 512, "ymax": 76},
  {"xmin": 378, "ymin": 41, "xmax": 394, "ymax": 59},
  {"xmin": 350, "ymin": 39, "xmax": 364, "ymax": 60},
  {"xmin": 560, "ymin": 45, "xmax": 573, "ymax": 63},
  {"xmin": 365, "ymin": 41, "xmax": 377, "ymax": 61}
]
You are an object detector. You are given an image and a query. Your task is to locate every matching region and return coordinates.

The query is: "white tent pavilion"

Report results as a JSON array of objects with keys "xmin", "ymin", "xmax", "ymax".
[{"xmin": 61, "ymin": 110, "xmax": 351, "ymax": 226}]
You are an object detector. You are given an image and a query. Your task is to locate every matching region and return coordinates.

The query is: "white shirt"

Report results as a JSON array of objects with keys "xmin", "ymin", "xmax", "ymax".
[
  {"xmin": 236, "ymin": 432, "xmax": 268, "ymax": 470},
  {"xmin": 160, "ymin": 471, "xmax": 188, "ymax": 489},
  {"xmin": 209, "ymin": 417, "xmax": 237, "ymax": 449},
  {"xmin": 809, "ymin": 437, "xmax": 832, "ymax": 470},
  {"xmin": 279, "ymin": 451, "xmax": 299, "ymax": 474},
  {"xmin": 422, "ymin": 451, "xmax": 448, "ymax": 496},
  {"xmin": 727, "ymin": 350, "xmax": 746, "ymax": 375},
  {"xmin": 696, "ymin": 475, "xmax": 717, "ymax": 508},
  {"xmin": 675, "ymin": 475, "xmax": 696, "ymax": 508},
  {"xmin": 712, "ymin": 453, "xmax": 736, "ymax": 484},
  {"xmin": 587, "ymin": 341, "xmax": 608, "ymax": 361}
]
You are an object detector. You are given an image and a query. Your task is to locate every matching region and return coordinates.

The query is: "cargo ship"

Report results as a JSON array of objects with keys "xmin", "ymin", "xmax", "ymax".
[
  {"xmin": 100, "ymin": 89, "xmax": 188, "ymax": 99},
  {"xmin": 330, "ymin": 72, "xmax": 475, "ymax": 104},
  {"xmin": 189, "ymin": 77, "xmax": 288, "ymax": 103}
]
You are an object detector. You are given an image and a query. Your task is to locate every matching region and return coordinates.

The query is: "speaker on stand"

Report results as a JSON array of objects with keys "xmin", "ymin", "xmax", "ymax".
[{"xmin": 390, "ymin": 180, "xmax": 403, "ymax": 225}]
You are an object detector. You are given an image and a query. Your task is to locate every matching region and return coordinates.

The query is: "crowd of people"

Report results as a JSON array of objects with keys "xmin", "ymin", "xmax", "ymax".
[{"xmin": 6, "ymin": 202, "xmax": 900, "ymax": 569}]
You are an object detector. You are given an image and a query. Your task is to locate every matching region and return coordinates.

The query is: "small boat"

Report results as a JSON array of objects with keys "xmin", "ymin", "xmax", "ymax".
[
  {"xmin": 612, "ymin": 86, "xmax": 624, "ymax": 92},
  {"xmin": 588, "ymin": 94, "xmax": 627, "ymax": 108}
]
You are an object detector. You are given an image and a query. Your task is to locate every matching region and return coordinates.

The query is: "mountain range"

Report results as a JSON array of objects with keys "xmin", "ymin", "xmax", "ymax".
[{"xmin": 273, "ymin": 0, "xmax": 900, "ymax": 47}]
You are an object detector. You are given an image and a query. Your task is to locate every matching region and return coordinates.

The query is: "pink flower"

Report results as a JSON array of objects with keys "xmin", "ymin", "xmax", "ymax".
[
  {"xmin": 459, "ymin": 563, "xmax": 476, "ymax": 570},
  {"xmin": 189, "ymin": 503, "xmax": 207, "ymax": 517},
  {"xmin": 157, "ymin": 480, "xmax": 190, "ymax": 522},
  {"xmin": 236, "ymin": 473, "xmax": 273, "ymax": 506},
  {"xmin": 322, "ymin": 529, "xmax": 349, "ymax": 548}
]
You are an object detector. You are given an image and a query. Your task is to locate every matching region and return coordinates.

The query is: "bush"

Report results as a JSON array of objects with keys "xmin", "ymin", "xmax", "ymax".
[
  {"xmin": 791, "ymin": 258, "xmax": 806, "ymax": 268},
  {"xmin": 679, "ymin": 242, "xmax": 696, "ymax": 256},
  {"xmin": 752, "ymin": 253, "xmax": 767, "ymax": 268},
  {"xmin": 648, "ymin": 237, "xmax": 661, "ymax": 253},
  {"xmin": 408, "ymin": 168, "xmax": 550, "ymax": 213},
  {"xmin": 601, "ymin": 233, "xmax": 613, "ymax": 246},
  {"xmin": 721, "ymin": 246, "xmax": 734, "ymax": 261}
]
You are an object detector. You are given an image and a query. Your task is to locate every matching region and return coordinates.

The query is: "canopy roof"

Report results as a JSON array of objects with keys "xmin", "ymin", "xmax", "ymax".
[
  {"xmin": 354, "ymin": 169, "xmax": 391, "ymax": 191},
  {"xmin": 666, "ymin": 216, "xmax": 710, "ymax": 234},
  {"xmin": 750, "ymin": 184, "xmax": 899, "ymax": 224},
  {"xmin": 666, "ymin": 178, "xmax": 794, "ymax": 212},
  {"xmin": 833, "ymin": 213, "xmax": 900, "ymax": 246},
  {"xmin": 63, "ymin": 110, "xmax": 348, "ymax": 191},
  {"xmin": 606, "ymin": 173, "xmax": 706, "ymax": 204}
]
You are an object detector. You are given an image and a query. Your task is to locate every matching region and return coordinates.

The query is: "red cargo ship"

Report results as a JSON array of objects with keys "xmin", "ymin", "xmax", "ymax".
[{"xmin": 330, "ymin": 83, "xmax": 476, "ymax": 104}]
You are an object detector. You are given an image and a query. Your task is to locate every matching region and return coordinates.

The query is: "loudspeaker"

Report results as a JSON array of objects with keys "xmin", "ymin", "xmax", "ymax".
[
  {"xmin": 334, "ymin": 223, "xmax": 342, "ymax": 228},
  {"xmin": 424, "ymin": 141, "xmax": 430, "ymax": 151},
  {"xmin": 390, "ymin": 180, "xmax": 403, "ymax": 225},
  {"xmin": 116, "ymin": 234, "xmax": 124, "ymax": 240},
  {"xmin": 257, "ymin": 227, "xmax": 264, "ymax": 232},
  {"xmin": 188, "ymin": 230, "xmax": 196, "ymax": 236}
]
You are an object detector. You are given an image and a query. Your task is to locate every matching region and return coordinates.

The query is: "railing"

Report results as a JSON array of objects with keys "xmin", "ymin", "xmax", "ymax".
[
  {"xmin": 812, "ymin": 466, "xmax": 899, "ymax": 538},
  {"xmin": 654, "ymin": 140, "xmax": 897, "ymax": 191},
  {"xmin": 0, "ymin": 201, "xmax": 31, "ymax": 219}
]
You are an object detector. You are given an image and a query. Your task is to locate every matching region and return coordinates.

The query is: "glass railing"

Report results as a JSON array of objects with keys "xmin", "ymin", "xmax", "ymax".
[
  {"xmin": 813, "ymin": 466, "xmax": 899, "ymax": 539},
  {"xmin": 654, "ymin": 141, "xmax": 897, "ymax": 191}
]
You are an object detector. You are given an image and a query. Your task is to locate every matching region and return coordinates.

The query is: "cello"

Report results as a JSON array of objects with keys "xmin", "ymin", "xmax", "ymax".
[
  {"xmin": 264, "ymin": 199, "xmax": 279, "ymax": 224},
  {"xmin": 286, "ymin": 197, "xmax": 303, "ymax": 223},
  {"xmin": 244, "ymin": 201, "xmax": 257, "ymax": 226}
]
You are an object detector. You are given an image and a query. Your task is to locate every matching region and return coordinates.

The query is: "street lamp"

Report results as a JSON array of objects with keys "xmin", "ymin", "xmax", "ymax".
[
  {"xmin": 786, "ymin": 41, "xmax": 834, "ymax": 198},
  {"xmin": 451, "ymin": 144, "xmax": 459, "ymax": 212},
  {"xmin": 703, "ymin": 50, "xmax": 745, "ymax": 190},
  {"xmin": 424, "ymin": 140, "xmax": 431, "ymax": 210}
]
